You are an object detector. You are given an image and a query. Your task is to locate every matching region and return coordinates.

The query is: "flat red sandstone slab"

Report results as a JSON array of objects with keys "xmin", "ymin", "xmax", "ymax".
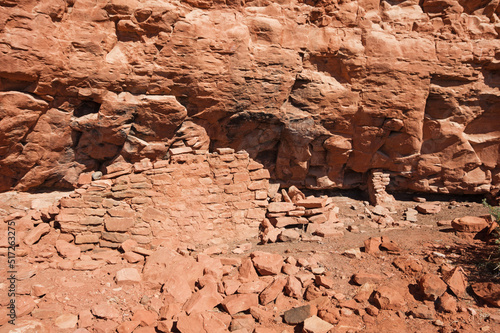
[
  {"xmin": 296, "ymin": 198, "xmax": 328, "ymax": 209},
  {"xmin": 451, "ymin": 216, "xmax": 490, "ymax": 232}
]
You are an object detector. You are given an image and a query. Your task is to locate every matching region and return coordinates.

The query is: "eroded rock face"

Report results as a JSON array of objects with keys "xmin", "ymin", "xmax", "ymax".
[{"xmin": 1, "ymin": 0, "xmax": 500, "ymax": 194}]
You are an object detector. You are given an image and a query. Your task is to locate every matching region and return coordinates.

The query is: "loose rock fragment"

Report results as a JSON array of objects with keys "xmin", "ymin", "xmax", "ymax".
[
  {"xmin": 419, "ymin": 274, "xmax": 447, "ymax": 301},
  {"xmin": 303, "ymin": 315, "xmax": 334, "ymax": 333},
  {"xmin": 285, "ymin": 276, "xmax": 303, "ymax": 299},
  {"xmin": 250, "ymin": 251, "xmax": 283, "ymax": 276},
  {"xmin": 24, "ymin": 223, "xmax": 50, "ymax": 246},
  {"xmin": 91, "ymin": 302, "xmax": 121, "ymax": 320},
  {"xmin": 343, "ymin": 248, "xmax": 362, "ymax": 259},
  {"xmin": 259, "ymin": 276, "xmax": 287, "ymax": 305},
  {"xmin": 230, "ymin": 314, "xmax": 255, "ymax": 332},
  {"xmin": 416, "ymin": 203, "xmax": 441, "ymax": 214},
  {"xmin": 183, "ymin": 283, "xmax": 223, "ymax": 314},
  {"xmin": 54, "ymin": 313, "xmax": 78, "ymax": 329},
  {"xmin": 283, "ymin": 305, "xmax": 313, "ymax": 325},
  {"xmin": 55, "ymin": 240, "xmax": 81, "ymax": 260},
  {"xmin": 380, "ymin": 236, "xmax": 401, "ymax": 253},
  {"xmin": 115, "ymin": 268, "xmax": 142, "ymax": 285},
  {"xmin": 437, "ymin": 292, "xmax": 457, "ymax": 313},
  {"xmin": 364, "ymin": 237, "xmax": 382, "ymax": 255},
  {"xmin": 372, "ymin": 286, "xmax": 407, "ymax": 311},
  {"xmin": 221, "ymin": 294, "xmax": 259, "ymax": 315},
  {"xmin": 442, "ymin": 266, "xmax": 468, "ymax": 298},
  {"xmin": 351, "ymin": 273, "xmax": 384, "ymax": 286}
]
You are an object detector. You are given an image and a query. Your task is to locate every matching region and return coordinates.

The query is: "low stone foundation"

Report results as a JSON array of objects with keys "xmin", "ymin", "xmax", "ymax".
[{"xmin": 54, "ymin": 149, "xmax": 270, "ymax": 250}]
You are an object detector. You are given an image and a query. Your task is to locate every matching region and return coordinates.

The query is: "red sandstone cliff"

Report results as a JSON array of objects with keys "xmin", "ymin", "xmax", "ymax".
[{"xmin": 0, "ymin": 0, "xmax": 499, "ymax": 195}]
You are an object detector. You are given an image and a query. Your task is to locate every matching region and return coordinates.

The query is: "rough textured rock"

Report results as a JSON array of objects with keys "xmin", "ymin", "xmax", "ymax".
[
  {"xmin": 416, "ymin": 203, "xmax": 442, "ymax": 214},
  {"xmin": 23, "ymin": 223, "xmax": 50, "ymax": 245},
  {"xmin": 142, "ymin": 248, "xmax": 203, "ymax": 297},
  {"xmin": 372, "ymin": 286, "xmax": 407, "ymax": 311},
  {"xmin": 115, "ymin": 268, "xmax": 142, "ymax": 285},
  {"xmin": 283, "ymin": 305, "xmax": 313, "ymax": 325},
  {"xmin": 419, "ymin": 274, "xmax": 448, "ymax": 301},
  {"xmin": 55, "ymin": 239, "xmax": 81, "ymax": 260},
  {"xmin": 54, "ymin": 314, "xmax": 78, "ymax": 329},
  {"xmin": 443, "ymin": 266, "xmax": 468, "ymax": 298},
  {"xmin": 472, "ymin": 282, "xmax": 500, "ymax": 307},
  {"xmin": 251, "ymin": 251, "xmax": 284, "ymax": 276},
  {"xmin": 221, "ymin": 293, "xmax": 259, "ymax": 315},
  {"xmin": 0, "ymin": 0, "xmax": 499, "ymax": 197},
  {"xmin": 303, "ymin": 315, "xmax": 334, "ymax": 333},
  {"xmin": 451, "ymin": 215, "xmax": 491, "ymax": 232}
]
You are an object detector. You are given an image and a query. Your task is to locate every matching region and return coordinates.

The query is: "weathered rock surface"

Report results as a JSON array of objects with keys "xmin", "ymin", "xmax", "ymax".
[
  {"xmin": 451, "ymin": 215, "xmax": 491, "ymax": 232},
  {"xmin": 472, "ymin": 282, "xmax": 500, "ymax": 307},
  {"xmin": 419, "ymin": 273, "xmax": 448, "ymax": 301},
  {"xmin": 0, "ymin": 0, "xmax": 499, "ymax": 197},
  {"xmin": 283, "ymin": 305, "xmax": 313, "ymax": 325}
]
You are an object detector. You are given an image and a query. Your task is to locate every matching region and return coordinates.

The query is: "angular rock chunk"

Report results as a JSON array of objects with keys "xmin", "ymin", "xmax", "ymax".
[
  {"xmin": 419, "ymin": 274, "xmax": 447, "ymax": 301},
  {"xmin": 283, "ymin": 305, "xmax": 313, "ymax": 325},
  {"xmin": 303, "ymin": 315, "xmax": 334, "ymax": 333},
  {"xmin": 372, "ymin": 286, "xmax": 407, "ymax": 311},
  {"xmin": 221, "ymin": 294, "xmax": 259, "ymax": 315},
  {"xmin": 115, "ymin": 268, "xmax": 142, "ymax": 285},
  {"xmin": 24, "ymin": 223, "xmax": 50, "ymax": 246},
  {"xmin": 250, "ymin": 251, "xmax": 283, "ymax": 276}
]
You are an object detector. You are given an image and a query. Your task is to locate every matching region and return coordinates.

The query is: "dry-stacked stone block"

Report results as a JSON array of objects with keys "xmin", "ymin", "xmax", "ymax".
[
  {"xmin": 54, "ymin": 149, "xmax": 270, "ymax": 251},
  {"xmin": 368, "ymin": 169, "xmax": 396, "ymax": 208}
]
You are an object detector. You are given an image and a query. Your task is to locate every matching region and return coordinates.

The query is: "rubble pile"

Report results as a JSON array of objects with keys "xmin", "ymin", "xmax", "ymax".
[
  {"xmin": 2, "ymin": 221, "xmax": 500, "ymax": 333},
  {"xmin": 260, "ymin": 186, "xmax": 344, "ymax": 244}
]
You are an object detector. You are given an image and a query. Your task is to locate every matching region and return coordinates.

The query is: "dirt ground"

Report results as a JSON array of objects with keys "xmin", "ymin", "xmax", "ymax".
[{"xmin": 1, "ymin": 190, "xmax": 500, "ymax": 333}]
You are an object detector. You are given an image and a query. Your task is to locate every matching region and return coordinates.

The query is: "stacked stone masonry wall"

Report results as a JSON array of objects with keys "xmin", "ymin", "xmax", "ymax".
[
  {"xmin": 368, "ymin": 169, "xmax": 396, "ymax": 208},
  {"xmin": 54, "ymin": 148, "xmax": 270, "ymax": 251}
]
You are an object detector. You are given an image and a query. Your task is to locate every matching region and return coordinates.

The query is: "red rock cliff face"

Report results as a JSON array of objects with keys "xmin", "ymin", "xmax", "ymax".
[{"xmin": 0, "ymin": 0, "xmax": 499, "ymax": 195}]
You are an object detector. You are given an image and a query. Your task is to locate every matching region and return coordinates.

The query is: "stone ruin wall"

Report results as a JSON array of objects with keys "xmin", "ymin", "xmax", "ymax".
[{"xmin": 53, "ymin": 148, "xmax": 270, "ymax": 250}]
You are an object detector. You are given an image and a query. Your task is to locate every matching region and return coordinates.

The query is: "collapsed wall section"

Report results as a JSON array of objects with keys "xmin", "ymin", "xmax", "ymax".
[{"xmin": 54, "ymin": 149, "xmax": 270, "ymax": 250}]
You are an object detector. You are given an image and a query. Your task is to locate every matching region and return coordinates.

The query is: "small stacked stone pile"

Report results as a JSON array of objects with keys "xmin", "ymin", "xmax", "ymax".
[
  {"xmin": 367, "ymin": 169, "xmax": 396, "ymax": 208},
  {"xmin": 260, "ymin": 186, "xmax": 343, "ymax": 243}
]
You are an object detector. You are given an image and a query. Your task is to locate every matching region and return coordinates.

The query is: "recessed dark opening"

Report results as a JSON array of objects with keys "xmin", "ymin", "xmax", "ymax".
[
  {"xmin": 256, "ymin": 149, "xmax": 278, "ymax": 170},
  {"xmin": 74, "ymin": 101, "xmax": 101, "ymax": 117}
]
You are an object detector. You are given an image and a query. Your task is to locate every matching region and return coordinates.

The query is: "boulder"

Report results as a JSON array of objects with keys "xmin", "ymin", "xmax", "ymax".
[
  {"xmin": 451, "ymin": 216, "xmax": 490, "ymax": 232},
  {"xmin": 372, "ymin": 286, "xmax": 407, "ymax": 311},
  {"xmin": 419, "ymin": 274, "xmax": 447, "ymax": 301},
  {"xmin": 472, "ymin": 282, "xmax": 500, "ymax": 307}
]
